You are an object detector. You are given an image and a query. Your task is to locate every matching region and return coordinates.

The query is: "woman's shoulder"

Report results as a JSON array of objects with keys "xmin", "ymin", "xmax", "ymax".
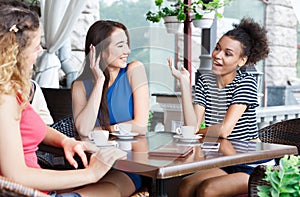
[
  {"xmin": 126, "ymin": 60, "xmax": 146, "ymax": 79},
  {"xmin": 0, "ymin": 93, "xmax": 20, "ymax": 111},
  {"xmin": 237, "ymin": 70, "xmax": 256, "ymax": 79},
  {"xmin": 72, "ymin": 80, "xmax": 85, "ymax": 88},
  {"xmin": 235, "ymin": 70, "xmax": 256, "ymax": 83},
  {"xmin": 127, "ymin": 60, "xmax": 144, "ymax": 71},
  {"xmin": 72, "ymin": 80, "xmax": 89, "ymax": 94}
]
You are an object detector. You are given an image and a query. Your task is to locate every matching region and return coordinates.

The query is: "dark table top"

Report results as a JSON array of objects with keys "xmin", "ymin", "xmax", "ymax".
[{"xmin": 109, "ymin": 132, "xmax": 298, "ymax": 179}]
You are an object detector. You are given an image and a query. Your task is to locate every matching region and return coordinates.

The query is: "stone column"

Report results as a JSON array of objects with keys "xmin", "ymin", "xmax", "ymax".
[
  {"xmin": 264, "ymin": 0, "xmax": 299, "ymax": 106},
  {"xmin": 265, "ymin": 0, "xmax": 298, "ymax": 86}
]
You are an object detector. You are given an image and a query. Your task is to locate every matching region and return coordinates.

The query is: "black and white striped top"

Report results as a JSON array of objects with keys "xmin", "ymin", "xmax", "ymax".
[{"xmin": 194, "ymin": 70, "xmax": 259, "ymax": 141}]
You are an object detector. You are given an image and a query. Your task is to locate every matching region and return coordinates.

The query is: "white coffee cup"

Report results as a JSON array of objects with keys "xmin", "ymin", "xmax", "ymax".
[
  {"xmin": 88, "ymin": 130, "xmax": 109, "ymax": 146},
  {"xmin": 114, "ymin": 123, "xmax": 132, "ymax": 135},
  {"xmin": 118, "ymin": 141, "xmax": 132, "ymax": 151},
  {"xmin": 176, "ymin": 126, "xmax": 196, "ymax": 138}
]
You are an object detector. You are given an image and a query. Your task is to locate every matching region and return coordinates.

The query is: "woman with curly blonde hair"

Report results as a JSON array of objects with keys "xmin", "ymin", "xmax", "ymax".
[{"xmin": 0, "ymin": 1, "xmax": 135, "ymax": 197}]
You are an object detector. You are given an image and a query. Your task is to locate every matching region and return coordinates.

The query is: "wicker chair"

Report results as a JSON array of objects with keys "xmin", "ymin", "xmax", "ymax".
[
  {"xmin": 0, "ymin": 175, "xmax": 49, "ymax": 197},
  {"xmin": 37, "ymin": 116, "xmax": 84, "ymax": 170},
  {"xmin": 248, "ymin": 118, "xmax": 300, "ymax": 196},
  {"xmin": 41, "ymin": 88, "xmax": 72, "ymax": 123},
  {"xmin": 258, "ymin": 118, "xmax": 300, "ymax": 154},
  {"xmin": 50, "ymin": 116, "xmax": 76, "ymax": 138}
]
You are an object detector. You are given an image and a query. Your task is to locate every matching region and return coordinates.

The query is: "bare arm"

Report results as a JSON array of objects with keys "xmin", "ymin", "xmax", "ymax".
[
  {"xmin": 0, "ymin": 94, "xmax": 125, "ymax": 191},
  {"xmin": 72, "ymin": 80, "xmax": 104, "ymax": 136},
  {"xmin": 194, "ymin": 104, "xmax": 205, "ymax": 130},
  {"xmin": 120, "ymin": 61, "xmax": 149, "ymax": 135},
  {"xmin": 72, "ymin": 45, "xmax": 105, "ymax": 136},
  {"xmin": 167, "ymin": 57, "xmax": 201, "ymax": 130},
  {"xmin": 197, "ymin": 104, "xmax": 247, "ymax": 138}
]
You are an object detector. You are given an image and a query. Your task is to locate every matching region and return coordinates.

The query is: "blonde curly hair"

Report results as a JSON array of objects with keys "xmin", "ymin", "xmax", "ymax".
[{"xmin": 0, "ymin": 1, "xmax": 40, "ymax": 109}]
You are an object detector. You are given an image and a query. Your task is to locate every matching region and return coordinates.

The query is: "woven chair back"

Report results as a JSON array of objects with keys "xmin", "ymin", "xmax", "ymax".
[
  {"xmin": 41, "ymin": 88, "xmax": 72, "ymax": 123},
  {"xmin": 258, "ymin": 118, "xmax": 300, "ymax": 154}
]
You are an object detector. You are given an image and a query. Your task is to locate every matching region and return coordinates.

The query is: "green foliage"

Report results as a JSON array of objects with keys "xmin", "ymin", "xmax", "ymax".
[
  {"xmin": 146, "ymin": 0, "xmax": 234, "ymax": 23},
  {"xmin": 191, "ymin": 0, "xmax": 233, "ymax": 20},
  {"xmin": 148, "ymin": 110, "xmax": 154, "ymax": 131},
  {"xmin": 257, "ymin": 155, "xmax": 300, "ymax": 197},
  {"xmin": 146, "ymin": 0, "xmax": 186, "ymax": 23},
  {"xmin": 200, "ymin": 121, "xmax": 206, "ymax": 129}
]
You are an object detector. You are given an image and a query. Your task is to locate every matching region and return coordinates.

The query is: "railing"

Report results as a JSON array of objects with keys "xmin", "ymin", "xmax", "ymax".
[{"xmin": 257, "ymin": 105, "xmax": 300, "ymax": 129}]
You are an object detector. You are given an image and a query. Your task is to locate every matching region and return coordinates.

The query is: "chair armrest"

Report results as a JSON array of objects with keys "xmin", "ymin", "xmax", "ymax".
[
  {"xmin": 38, "ymin": 143, "xmax": 65, "ymax": 156},
  {"xmin": 0, "ymin": 175, "xmax": 50, "ymax": 196}
]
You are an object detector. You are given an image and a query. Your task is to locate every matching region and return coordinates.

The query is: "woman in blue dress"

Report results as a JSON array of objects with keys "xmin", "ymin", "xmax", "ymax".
[
  {"xmin": 168, "ymin": 18, "xmax": 270, "ymax": 196},
  {"xmin": 72, "ymin": 21, "xmax": 148, "ymax": 136},
  {"xmin": 72, "ymin": 20, "xmax": 149, "ymax": 196}
]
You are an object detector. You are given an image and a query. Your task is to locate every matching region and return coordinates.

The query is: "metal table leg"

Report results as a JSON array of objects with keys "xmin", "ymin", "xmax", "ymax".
[{"xmin": 151, "ymin": 178, "xmax": 168, "ymax": 197}]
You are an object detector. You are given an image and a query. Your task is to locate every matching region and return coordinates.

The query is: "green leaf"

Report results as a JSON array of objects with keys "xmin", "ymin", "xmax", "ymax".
[
  {"xmin": 177, "ymin": 12, "xmax": 186, "ymax": 21},
  {"xmin": 145, "ymin": 11, "xmax": 161, "ymax": 23},
  {"xmin": 279, "ymin": 186, "xmax": 297, "ymax": 193},
  {"xmin": 280, "ymin": 194, "xmax": 292, "ymax": 197},
  {"xmin": 215, "ymin": 13, "xmax": 223, "ymax": 18},
  {"xmin": 270, "ymin": 171, "xmax": 280, "ymax": 186},
  {"xmin": 270, "ymin": 189, "xmax": 279, "ymax": 197},
  {"xmin": 258, "ymin": 185, "xmax": 271, "ymax": 192},
  {"xmin": 194, "ymin": 13, "xmax": 203, "ymax": 20},
  {"xmin": 257, "ymin": 191, "xmax": 270, "ymax": 197},
  {"xmin": 200, "ymin": 121, "xmax": 206, "ymax": 129},
  {"xmin": 155, "ymin": 0, "xmax": 163, "ymax": 7}
]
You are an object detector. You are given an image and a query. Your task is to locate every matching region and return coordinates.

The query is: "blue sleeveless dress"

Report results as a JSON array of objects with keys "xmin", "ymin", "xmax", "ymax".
[
  {"xmin": 83, "ymin": 67, "xmax": 134, "ymax": 126},
  {"xmin": 83, "ymin": 67, "xmax": 141, "ymax": 190}
]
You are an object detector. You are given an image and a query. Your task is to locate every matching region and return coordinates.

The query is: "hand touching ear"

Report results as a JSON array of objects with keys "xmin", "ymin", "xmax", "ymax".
[{"xmin": 89, "ymin": 44, "xmax": 105, "ymax": 82}]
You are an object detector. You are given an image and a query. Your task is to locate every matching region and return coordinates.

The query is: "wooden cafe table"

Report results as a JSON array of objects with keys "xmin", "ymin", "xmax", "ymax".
[{"xmin": 87, "ymin": 132, "xmax": 298, "ymax": 197}]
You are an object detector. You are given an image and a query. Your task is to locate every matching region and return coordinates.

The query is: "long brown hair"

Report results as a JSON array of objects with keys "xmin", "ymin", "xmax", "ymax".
[
  {"xmin": 0, "ymin": 0, "xmax": 40, "ymax": 108},
  {"xmin": 77, "ymin": 20, "xmax": 129, "ymax": 130}
]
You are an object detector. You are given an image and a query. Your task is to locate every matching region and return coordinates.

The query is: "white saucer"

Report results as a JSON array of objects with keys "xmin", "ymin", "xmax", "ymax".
[
  {"xmin": 111, "ymin": 132, "xmax": 139, "ymax": 140},
  {"xmin": 173, "ymin": 134, "xmax": 202, "ymax": 142},
  {"xmin": 90, "ymin": 140, "xmax": 118, "ymax": 147}
]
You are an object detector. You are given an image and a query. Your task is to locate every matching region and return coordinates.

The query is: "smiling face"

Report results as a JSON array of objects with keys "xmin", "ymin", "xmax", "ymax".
[
  {"xmin": 104, "ymin": 28, "xmax": 130, "ymax": 69},
  {"xmin": 211, "ymin": 35, "xmax": 247, "ymax": 84}
]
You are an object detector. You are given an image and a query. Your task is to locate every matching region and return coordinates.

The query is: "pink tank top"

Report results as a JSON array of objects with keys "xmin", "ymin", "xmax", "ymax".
[
  {"xmin": 0, "ymin": 96, "xmax": 47, "ymax": 193},
  {"xmin": 20, "ymin": 103, "xmax": 47, "ymax": 168}
]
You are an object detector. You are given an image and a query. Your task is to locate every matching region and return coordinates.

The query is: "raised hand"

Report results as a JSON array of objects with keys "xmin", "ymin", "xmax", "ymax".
[
  {"xmin": 89, "ymin": 44, "xmax": 105, "ymax": 82},
  {"xmin": 167, "ymin": 57, "xmax": 190, "ymax": 82}
]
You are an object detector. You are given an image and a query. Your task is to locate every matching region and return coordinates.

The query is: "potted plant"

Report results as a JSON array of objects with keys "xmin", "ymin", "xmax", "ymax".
[
  {"xmin": 190, "ymin": 0, "xmax": 233, "ymax": 28},
  {"xmin": 146, "ymin": 0, "xmax": 233, "ymax": 32},
  {"xmin": 257, "ymin": 155, "xmax": 300, "ymax": 197},
  {"xmin": 146, "ymin": 0, "xmax": 186, "ymax": 33}
]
